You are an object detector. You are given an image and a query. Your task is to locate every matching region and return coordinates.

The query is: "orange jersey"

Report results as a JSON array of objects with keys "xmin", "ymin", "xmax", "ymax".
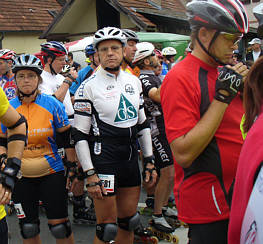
[{"xmin": 1, "ymin": 94, "xmax": 69, "ymax": 177}]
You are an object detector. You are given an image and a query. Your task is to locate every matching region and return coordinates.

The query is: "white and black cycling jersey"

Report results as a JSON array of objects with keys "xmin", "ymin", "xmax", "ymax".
[
  {"xmin": 139, "ymin": 70, "xmax": 165, "ymax": 136},
  {"xmin": 73, "ymin": 67, "xmax": 152, "ymax": 170}
]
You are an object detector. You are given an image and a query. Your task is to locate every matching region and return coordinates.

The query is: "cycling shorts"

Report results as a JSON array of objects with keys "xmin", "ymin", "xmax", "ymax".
[
  {"xmin": 94, "ymin": 155, "xmax": 141, "ymax": 196},
  {"xmin": 188, "ymin": 219, "xmax": 228, "ymax": 244},
  {"xmin": 152, "ymin": 133, "xmax": 174, "ymax": 170},
  {"xmin": 12, "ymin": 171, "xmax": 68, "ymax": 222}
]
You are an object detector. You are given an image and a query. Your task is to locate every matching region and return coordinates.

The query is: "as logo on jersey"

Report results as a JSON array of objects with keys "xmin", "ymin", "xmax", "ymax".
[{"xmin": 114, "ymin": 94, "xmax": 137, "ymax": 123}]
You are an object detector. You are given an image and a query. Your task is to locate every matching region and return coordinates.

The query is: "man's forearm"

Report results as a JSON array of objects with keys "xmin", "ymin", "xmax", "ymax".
[{"xmin": 171, "ymin": 99, "xmax": 228, "ymax": 168}]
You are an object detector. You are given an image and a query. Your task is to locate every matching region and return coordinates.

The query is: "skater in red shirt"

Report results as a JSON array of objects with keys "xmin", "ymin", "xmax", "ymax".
[{"xmin": 161, "ymin": 0, "xmax": 249, "ymax": 243}]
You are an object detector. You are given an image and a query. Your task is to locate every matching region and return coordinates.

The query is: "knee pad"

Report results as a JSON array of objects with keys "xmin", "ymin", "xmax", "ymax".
[
  {"xmin": 48, "ymin": 220, "xmax": 72, "ymax": 239},
  {"xmin": 96, "ymin": 223, "xmax": 118, "ymax": 242},
  {"xmin": 118, "ymin": 212, "xmax": 140, "ymax": 231},
  {"xmin": 19, "ymin": 220, "xmax": 40, "ymax": 239}
]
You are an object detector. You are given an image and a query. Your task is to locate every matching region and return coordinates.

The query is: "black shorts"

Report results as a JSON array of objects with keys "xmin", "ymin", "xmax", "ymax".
[
  {"xmin": 152, "ymin": 133, "xmax": 174, "ymax": 170},
  {"xmin": 0, "ymin": 217, "xmax": 8, "ymax": 244},
  {"xmin": 188, "ymin": 219, "xmax": 229, "ymax": 244},
  {"xmin": 12, "ymin": 171, "xmax": 68, "ymax": 223},
  {"xmin": 94, "ymin": 157, "xmax": 141, "ymax": 196}
]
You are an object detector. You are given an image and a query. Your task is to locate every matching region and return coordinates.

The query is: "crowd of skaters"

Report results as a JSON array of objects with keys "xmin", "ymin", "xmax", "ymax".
[{"xmin": 0, "ymin": 0, "xmax": 263, "ymax": 244}]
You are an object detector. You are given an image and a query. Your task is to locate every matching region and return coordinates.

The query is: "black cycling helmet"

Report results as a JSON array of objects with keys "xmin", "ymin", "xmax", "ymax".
[
  {"xmin": 187, "ymin": 0, "xmax": 248, "ymax": 65},
  {"xmin": 122, "ymin": 29, "xmax": 139, "ymax": 43},
  {"xmin": 187, "ymin": 0, "xmax": 249, "ymax": 34}
]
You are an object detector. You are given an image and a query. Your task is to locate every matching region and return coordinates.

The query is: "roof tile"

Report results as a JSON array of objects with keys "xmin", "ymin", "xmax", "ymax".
[
  {"xmin": 118, "ymin": 0, "xmax": 187, "ymax": 28},
  {"xmin": 0, "ymin": 0, "xmax": 62, "ymax": 31}
]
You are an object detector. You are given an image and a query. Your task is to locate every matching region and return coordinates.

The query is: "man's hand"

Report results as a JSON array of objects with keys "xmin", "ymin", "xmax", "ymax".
[
  {"xmin": 86, "ymin": 174, "xmax": 107, "ymax": 200},
  {"xmin": 68, "ymin": 68, "xmax": 78, "ymax": 81},
  {"xmin": 143, "ymin": 162, "xmax": 158, "ymax": 188},
  {"xmin": 142, "ymin": 156, "xmax": 158, "ymax": 188},
  {"xmin": 214, "ymin": 64, "xmax": 247, "ymax": 104},
  {"xmin": 230, "ymin": 62, "xmax": 249, "ymax": 79}
]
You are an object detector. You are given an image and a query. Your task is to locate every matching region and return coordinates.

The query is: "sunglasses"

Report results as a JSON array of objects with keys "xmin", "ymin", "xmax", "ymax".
[{"xmin": 220, "ymin": 32, "xmax": 243, "ymax": 45}]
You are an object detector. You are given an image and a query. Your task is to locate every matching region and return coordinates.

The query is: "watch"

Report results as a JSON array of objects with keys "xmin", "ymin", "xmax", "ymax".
[
  {"xmin": 77, "ymin": 168, "xmax": 96, "ymax": 180},
  {"xmin": 63, "ymin": 79, "xmax": 72, "ymax": 87},
  {"xmin": 86, "ymin": 169, "xmax": 96, "ymax": 177}
]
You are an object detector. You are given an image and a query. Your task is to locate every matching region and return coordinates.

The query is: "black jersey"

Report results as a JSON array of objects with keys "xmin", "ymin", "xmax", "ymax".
[{"xmin": 139, "ymin": 70, "xmax": 165, "ymax": 135}]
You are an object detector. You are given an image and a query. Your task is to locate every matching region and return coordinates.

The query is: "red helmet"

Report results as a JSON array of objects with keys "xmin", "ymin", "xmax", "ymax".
[
  {"xmin": 40, "ymin": 41, "xmax": 68, "ymax": 57},
  {"xmin": 154, "ymin": 49, "xmax": 163, "ymax": 59},
  {"xmin": 0, "ymin": 49, "xmax": 16, "ymax": 60}
]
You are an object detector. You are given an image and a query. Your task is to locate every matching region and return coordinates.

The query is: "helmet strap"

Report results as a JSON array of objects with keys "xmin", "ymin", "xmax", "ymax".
[
  {"xmin": 50, "ymin": 57, "xmax": 57, "ymax": 75},
  {"xmin": 91, "ymin": 54, "xmax": 98, "ymax": 68},
  {"xmin": 196, "ymin": 30, "xmax": 226, "ymax": 65},
  {"xmin": 18, "ymin": 87, "xmax": 38, "ymax": 99}
]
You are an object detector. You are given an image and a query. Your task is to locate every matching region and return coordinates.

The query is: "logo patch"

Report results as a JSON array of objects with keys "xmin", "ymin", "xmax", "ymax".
[
  {"xmin": 125, "ymin": 84, "xmax": 135, "ymax": 95},
  {"xmin": 114, "ymin": 94, "xmax": 137, "ymax": 123},
  {"xmin": 106, "ymin": 85, "xmax": 115, "ymax": 90},
  {"xmin": 74, "ymin": 102, "xmax": 91, "ymax": 114}
]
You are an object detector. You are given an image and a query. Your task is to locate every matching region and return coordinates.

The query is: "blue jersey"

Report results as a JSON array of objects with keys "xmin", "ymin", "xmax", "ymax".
[
  {"xmin": 161, "ymin": 62, "xmax": 169, "ymax": 76},
  {"xmin": 69, "ymin": 65, "xmax": 93, "ymax": 95}
]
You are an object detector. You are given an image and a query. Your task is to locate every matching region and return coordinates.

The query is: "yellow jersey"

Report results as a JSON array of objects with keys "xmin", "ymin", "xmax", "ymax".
[
  {"xmin": 0, "ymin": 87, "xmax": 9, "ymax": 118},
  {"xmin": 0, "ymin": 87, "xmax": 8, "ymax": 219}
]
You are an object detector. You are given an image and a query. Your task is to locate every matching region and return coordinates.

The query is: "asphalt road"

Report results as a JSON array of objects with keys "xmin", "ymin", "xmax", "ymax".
[{"xmin": 6, "ymin": 188, "xmax": 188, "ymax": 244}]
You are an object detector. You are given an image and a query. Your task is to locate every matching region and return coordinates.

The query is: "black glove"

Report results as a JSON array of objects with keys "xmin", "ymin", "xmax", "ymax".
[
  {"xmin": 142, "ymin": 155, "xmax": 156, "ymax": 181},
  {"xmin": 214, "ymin": 66, "xmax": 243, "ymax": 104},
  {"xmin": 0, "ymin": 157, "xmax": 21, "ymax": 191}
]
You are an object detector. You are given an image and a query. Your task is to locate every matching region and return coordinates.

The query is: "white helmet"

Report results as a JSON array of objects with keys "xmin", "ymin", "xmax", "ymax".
[
  {"xmin": 162, "ymin": 47, "xmax": 177, "ymax": 56},
  {"xmin": 93, "ymin": 27, "xmax": 127, "ymax": 49},
  {"xmin": 13, "ymin": 54, "xmax": 43, "ymax": 75},
  {"xmin": 133, "ymin": 42, "xmax": 155, "ymax": 64}
]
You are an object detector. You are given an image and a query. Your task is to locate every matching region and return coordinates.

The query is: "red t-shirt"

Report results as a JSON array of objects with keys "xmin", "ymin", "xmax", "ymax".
[
  {"xmin": 160, "ymin": 54, "xmax": 244, "ymax": 224},
  {"xmin": 228, "ymin": 107, "xmax": 263, "ymax": 244}
]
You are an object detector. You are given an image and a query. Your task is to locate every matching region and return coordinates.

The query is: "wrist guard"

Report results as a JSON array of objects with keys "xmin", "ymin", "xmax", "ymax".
[
  {"xmin": 0, "ymin": 157, "xmax": 21, "ymax": 191},
  {"xmin": 214, "ymin": 66, "xmax": 243, "ymax": 104},
  {"xmin": 142, "ymin": 155, "xmax": 156, "ymax": 181}
]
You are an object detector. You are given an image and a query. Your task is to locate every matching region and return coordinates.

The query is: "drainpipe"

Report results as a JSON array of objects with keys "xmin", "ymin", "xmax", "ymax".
[{"xmin": 0, "ymin": 32, "xmax": 4, "ymax": 49}]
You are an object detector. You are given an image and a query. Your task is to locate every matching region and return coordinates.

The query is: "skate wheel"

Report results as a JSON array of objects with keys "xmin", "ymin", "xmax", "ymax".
[
  {"xmin": 172, "ymin": 235, "xmax": 179, "ymax": 244},
  {"xmin": 150, "ymin": 236, "xmax": 158, "ymax": 244},
  {"xmin": 164, "ymin": 233, "xmax": 172, "ymax": 242}
]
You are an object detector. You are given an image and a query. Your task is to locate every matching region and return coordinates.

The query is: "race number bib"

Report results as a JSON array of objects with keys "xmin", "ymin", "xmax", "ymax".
[
  {"xmin": 14, "ymin": 203, "xmax": 26, "ymax": 219},
  {"xmin": 98, "ymin": 174, "xmax": 115, "ymax": 193},
  {"xmin": 241, "ymin": 165, "xmax": 263, "ymax": 244}
]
